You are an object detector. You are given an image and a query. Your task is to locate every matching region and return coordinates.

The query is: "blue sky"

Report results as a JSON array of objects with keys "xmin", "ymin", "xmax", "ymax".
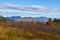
[{"xmin": 0, "ymin": 0, "xmax": 60, "ymax": 18}]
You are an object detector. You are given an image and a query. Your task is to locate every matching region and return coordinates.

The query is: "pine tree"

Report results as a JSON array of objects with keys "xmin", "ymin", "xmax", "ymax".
[
  {"xmin": 46, "ymin": 18, "xmax": 55, "ymax": 28},
  {"xmin": 0, "ymin": 16, "xmax": 8, "ymax": 22},
  {"xmin": 53, "ymin": 18, "xmax": 60, "ymax": 23}
]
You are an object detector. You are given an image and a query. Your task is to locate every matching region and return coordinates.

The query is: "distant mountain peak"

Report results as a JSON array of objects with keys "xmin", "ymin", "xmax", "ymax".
[{"xmin": 5, "ymin": 16, "xmax": 21, "ymax": 20}]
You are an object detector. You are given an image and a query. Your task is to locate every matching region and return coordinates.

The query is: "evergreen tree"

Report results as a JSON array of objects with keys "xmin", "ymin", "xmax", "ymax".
[
  {"xmin": 53, "ymin": 18, "xmax": 60, "ymax": 23},
  {"xmin": 46, "ymin": 18, "xmax": 52, "ymax": 25},
  {"xmin": 46, "ymin": 18, "xmax": 55, "ymax": 28},
  {"xmin": 0, "ymin": 16, "xmax": 8, "ymax": 22}
]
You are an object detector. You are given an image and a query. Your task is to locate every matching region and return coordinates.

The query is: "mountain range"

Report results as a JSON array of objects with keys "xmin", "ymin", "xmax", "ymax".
[
  {"xmin": 5, "ymin": 16, "xmax": 21, "ymax": 20},
  {"xmin": 5, "ymin": 16, "xmax": 49, "ymax": 22}
]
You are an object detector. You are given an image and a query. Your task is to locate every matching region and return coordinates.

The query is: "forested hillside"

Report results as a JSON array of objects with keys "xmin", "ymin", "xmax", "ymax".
[
  {"xmin": 0, "ymin": 16, "xmax": 60, "ymax": 40},
  {"xmin": 0, "ymin": 16, "xmax": 8, "ymax": 22}
]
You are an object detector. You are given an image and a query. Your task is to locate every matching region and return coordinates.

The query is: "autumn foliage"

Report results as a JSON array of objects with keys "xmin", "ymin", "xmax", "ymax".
[{"xmin": 0, "ymin": 16, "xmax": 60, "ymax": 40}]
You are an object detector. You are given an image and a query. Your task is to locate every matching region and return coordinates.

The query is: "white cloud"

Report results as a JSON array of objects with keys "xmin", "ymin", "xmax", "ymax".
[{"xmin": 0, "ymin": 4, "xmax": 60, "ymax": 12}]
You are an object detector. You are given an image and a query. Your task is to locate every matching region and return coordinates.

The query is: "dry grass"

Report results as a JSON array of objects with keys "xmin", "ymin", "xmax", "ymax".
[{"xmin": 0, "ymin": 26, "xmax": 59, "ymax": 40}]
